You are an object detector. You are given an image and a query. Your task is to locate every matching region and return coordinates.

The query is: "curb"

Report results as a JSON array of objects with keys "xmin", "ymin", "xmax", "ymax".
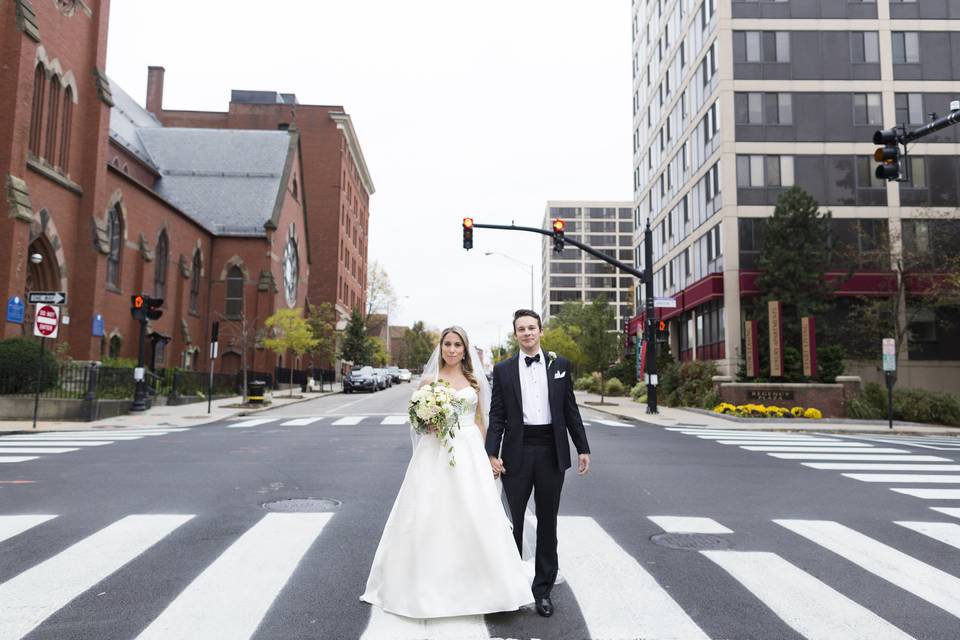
[{"xmin": 235, "ymin": 390, "xmax": 341, "ymax": 417}]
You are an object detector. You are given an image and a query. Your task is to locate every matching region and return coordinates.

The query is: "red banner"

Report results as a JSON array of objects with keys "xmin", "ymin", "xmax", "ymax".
[
  {"xmin": 768, "ymin": 301, "xmax": 784, "ymax": 378},
  {"xmin": 745, "ymin": 320, "xmax": 759, "ymax": 378},
  {"xmin": 801, "ymin": 316, "xmax": 817, "ymax": 378}
]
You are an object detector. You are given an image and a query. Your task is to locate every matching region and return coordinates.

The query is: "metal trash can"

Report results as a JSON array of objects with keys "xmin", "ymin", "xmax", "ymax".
[{"xmin": 247, "ymin": 380, "xmax": 266, "ymax": 404}]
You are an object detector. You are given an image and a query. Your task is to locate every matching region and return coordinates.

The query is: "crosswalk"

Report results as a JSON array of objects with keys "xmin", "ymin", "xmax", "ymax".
[
  {"xmin": 669, "ymin": 427, "xmax": 960, "ymax": 513},
  {"xmin": 0, "ymin": 428, "xmax": 189, "ymax": 464},
  {"xmin": 226, "ymin": 415, "xmax": 634, "ymax": 428},
  {"xmin": 3, "ymin": 509, "xmax": 959, "ymax": 639}
]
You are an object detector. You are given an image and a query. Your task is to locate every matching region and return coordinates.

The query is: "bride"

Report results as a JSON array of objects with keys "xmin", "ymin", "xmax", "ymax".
[{"xmin": 360, "ymin": 326, "xmax": 534, "ymax": 618}]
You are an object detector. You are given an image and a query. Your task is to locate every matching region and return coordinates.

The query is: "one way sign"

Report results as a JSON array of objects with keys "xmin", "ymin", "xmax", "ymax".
[{"xmin": 28, "ymin": 291, "xmax": 67, "ymax": 305}]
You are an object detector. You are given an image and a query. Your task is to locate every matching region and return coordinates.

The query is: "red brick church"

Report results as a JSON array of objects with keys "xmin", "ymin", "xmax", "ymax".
[{"xmin": 0, "ymin": 0, "xmax": 373, "ymax": 375}]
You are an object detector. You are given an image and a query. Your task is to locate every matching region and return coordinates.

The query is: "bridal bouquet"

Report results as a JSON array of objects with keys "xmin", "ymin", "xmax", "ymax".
[{"xmin": 408, "ymin": 380, "xmax": 465, "ymax": 466}]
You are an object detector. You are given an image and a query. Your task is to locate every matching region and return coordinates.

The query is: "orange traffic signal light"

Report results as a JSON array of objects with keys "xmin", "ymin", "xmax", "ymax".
[
  {"xmin": 658, "ymin": 320, "xmax": 666, "ymax": 332},
  {"xmin": 552, "ymin": 218, "xmax": 565, "ymax": 232},
  {"xmin": 133, "ymin": 295, "xmax": 144, "ymax": 309},
  {"xmin": 463, "ymin": 217, "xmax": 474, "ymax": 228},
  {"xmin": 551, "ymin": 218, "xmax": 566, "ymax": 253},
  {"xmin": 462, "ymin": 218, "xmax": 474, "ymax": 250}
]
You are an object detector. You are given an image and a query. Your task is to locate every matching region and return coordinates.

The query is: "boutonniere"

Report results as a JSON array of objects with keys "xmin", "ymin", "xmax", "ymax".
[{"xmin": 546, "ymin": 351, "xmax": 558, "ymax": 368}]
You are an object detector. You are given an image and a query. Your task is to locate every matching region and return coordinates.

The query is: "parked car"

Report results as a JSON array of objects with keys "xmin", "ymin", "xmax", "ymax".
[
  {"xmin": 387, "ymin": 366, "xmax": 401, "ymax": 383},
  {"xmin": 343, "ymin": 366, "xmax": 378, "ymax": 393},
  {"xmin": 372, "ymin": 368, "xmax": 390, "ymax": 390},
  {"xmin": 398, "ymin": 369, "xmax": 412, "ymax": 383}
]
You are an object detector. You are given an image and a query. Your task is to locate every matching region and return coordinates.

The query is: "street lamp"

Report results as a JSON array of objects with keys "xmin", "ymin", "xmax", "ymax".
[
  {"xmin": 30, "ymin": 253, "xmax": 42, "ymax": 265},
  {"xmin": 483, "ymin": 252, "xmax": 535, "ymax": 311}
]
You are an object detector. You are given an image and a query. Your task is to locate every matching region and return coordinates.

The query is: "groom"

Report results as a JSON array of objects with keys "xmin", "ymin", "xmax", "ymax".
[{"xmin": 487, "ymin": 309, "xmax": 591, "ymax": 618}]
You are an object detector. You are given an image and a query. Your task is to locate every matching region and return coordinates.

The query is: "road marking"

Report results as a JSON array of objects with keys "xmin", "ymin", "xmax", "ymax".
[
  {"xmin": 769, "ymin": 453, "xmax": 951, "ymax": 461},
  {"xmin": 845, "ymin": 473, "xmax": 960, "ymax": 483},
  {"xmin": 717, "ymin": 440, "xmax": 845, "ymax": 446},
  {"xmin": 280, "ymin": 417, "xmax": 325, "ymax": 426},
  {"xmin": 226, "ymin": 419, "xmax": 276, "ymax": 428},
  {"xmin": 804, "ymin": 463, "xmax": 960, "ymax": 471},
  {"xmin": 0, "ymin": 441, "xmax": 111, "ymax": 447},
  {"xmin": 695, "ymin": 434, "xmax": 838, "ymax": 440},
  {"xmin": 557, "ymin": 516, "xmax": 709, "ymax": 639},
  {"xmin": 360, "ymin": 606, "xmax": 489, "ymax": 640},
  {"xmin": 0, "ymin": 447, "xmax": 79, "ymax": 454},
  {"xmin": 593, "ymin": 420, "xmax": 633, "ymax": 427},
  {"xmin": 137, "ymin": 513, "xmax": 332, "ymax": 640},
  {"xmin": 703, "ymin": 550, "xmax": 912, "ymax": 640},
  {"xmin": 0, "ymin": 515, "xmax": 56, "ymax": 544},
  {"xmin": 648, "ymin": 516, "xmax": 733, "ymax": 534},
  {"xmin": 742, "ymin": 447, "xmax": 909, "ymax": 453},
  {"xmin": 0, "ymin": 456, "xmax": 38, "ymax": 463},
  {"xmin": 895, "ymin": 521, "xmax": 960, "ymax": 551},
  {"xmin": 776, "ymin": 519, "xmax": 960, "ymax": 618},
  {"xmin": 380, "ymin": 416, "xmax": 408, "ymax": 425},
  {"xmin": 332, "ymin": 416, "xmax": 364, "ymax": 426},
  {"xmin": 329, "ymin": 397, "xmax": 369, "ymax": 413},
  {"xmin": 931, "ymin": 507, "xmax": 960, "ymax": 519},
  {"xmin": 891, "ymin": 488, "xmax": 960, "ymax": 499},
  {"xmin": 1, "ymin": 434, "xmax": 146, "ymax": 440},
  {"xmin": 0, "ymin": 514, "xmax": 193, "ymax": 640}
]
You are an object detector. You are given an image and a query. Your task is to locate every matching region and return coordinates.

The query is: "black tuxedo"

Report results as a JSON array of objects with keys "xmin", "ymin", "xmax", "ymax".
[{"xmin": 485, "ymin": 352, "xmax": 590, "ymax": 599}]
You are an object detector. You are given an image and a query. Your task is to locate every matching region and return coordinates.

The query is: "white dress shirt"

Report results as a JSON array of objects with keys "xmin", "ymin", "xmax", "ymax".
[{"xmin": 518, "ymin": 350, "xmax": 552, "ymax": 426}]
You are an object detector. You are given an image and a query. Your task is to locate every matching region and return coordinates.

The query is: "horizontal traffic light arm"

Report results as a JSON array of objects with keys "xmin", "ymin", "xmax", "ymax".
[{"xmin": 468, "ymin": 221, "xmax": 645, "ymax": 281}]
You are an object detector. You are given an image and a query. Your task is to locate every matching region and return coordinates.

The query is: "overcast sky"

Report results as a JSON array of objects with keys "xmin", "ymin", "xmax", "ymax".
[{"xmin": 105, "ymin": 0, "xmax": 632, "ymax": 355}]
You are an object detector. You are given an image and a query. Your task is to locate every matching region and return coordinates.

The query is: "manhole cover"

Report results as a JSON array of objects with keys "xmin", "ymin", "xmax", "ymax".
[
  {"xmin": 650, "ymin": 533, "xmax": 731, "ymax": 551},
  {"xmin": 263, "ymin": 498, "xmax": 341, "ymax": 512}
]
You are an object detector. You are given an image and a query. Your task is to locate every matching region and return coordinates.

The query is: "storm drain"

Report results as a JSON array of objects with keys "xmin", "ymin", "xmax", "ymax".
[
  {"xmin": 262, "ymin": 498, "xmax": 341, "ymax": 512},
  {"xmin": 650, "ymin": 533, "xmax": 731, "ymax": 551}
]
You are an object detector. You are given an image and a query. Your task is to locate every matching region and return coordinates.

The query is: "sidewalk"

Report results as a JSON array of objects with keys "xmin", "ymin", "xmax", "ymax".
[
  {"xmin": 574, "ymin": 390, "xmax": 959, "ymax": 435},
  {"xmin": 0, "ymin": 389, "xmax": 339, "ymax": 434}
]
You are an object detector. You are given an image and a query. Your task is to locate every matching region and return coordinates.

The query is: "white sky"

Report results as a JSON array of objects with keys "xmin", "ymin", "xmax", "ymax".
[{"xmin": 105, "ymin": 0, "xmax": 632, "ymax": 354}]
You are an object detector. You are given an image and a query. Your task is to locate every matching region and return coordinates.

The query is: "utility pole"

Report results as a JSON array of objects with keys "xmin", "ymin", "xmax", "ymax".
[{"xmin": 643, "ymin": 221, "xmax": 657, "ymax": 414}]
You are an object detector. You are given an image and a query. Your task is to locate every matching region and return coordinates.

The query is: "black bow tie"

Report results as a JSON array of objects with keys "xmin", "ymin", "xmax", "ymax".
[{"xmin": 524, "ymin": 354, "xmax": 541, "ymax": 367}]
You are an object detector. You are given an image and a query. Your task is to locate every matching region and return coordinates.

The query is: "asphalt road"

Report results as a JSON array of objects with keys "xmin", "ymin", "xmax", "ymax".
[{"xmin": 2, "ymin": 381, "xmax": 960, "ymax": 639}]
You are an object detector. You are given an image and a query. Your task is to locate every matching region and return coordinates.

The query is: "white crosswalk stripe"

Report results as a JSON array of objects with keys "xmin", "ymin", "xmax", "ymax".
[
  {"xmin": 280, "ymin": 417, "xmax": 325, "ymax": 426},
  {"xmin": 718, "ymin": 440, "xmax": 852, "ymax": 446},
  {"xmin": 0, "ymin": 429, "xmax": 188, "ymax": 464},
  {"xmin": 895, "ymin": 521, "xmax": 960, "ymax": 551},
  {"xmin": 741, "ymin": 446, "xmax": 910, "ymax": 453},
  {"xmin": 361, "ymin": 607, "xmax": 488, "ymax": 640},
  {"xmin": 380, "ymin": 415, "xmax": 409, "ymax": 425},
  {"xmin": 648, "ymin": 516, "xmax": 732, "ymax": 534},
  {"xmin": 804, "ymin": 463, "xmax": 960, "ymax": 471},
  {"xmin": 0, "ymin": 515, "xmax": 56, "ymax": 544},
  {"xmin": 593, "ymin": 419, "xmax": 633, "ymax": 427},
  {"xmin": 331, "ymin": 416, "xmax": 364, "ymax": 426},
  {"xmin": 891, "ymin": 488, "xmax": 960, "ymax": 499},
  {"xmin": 845, "ymin": 473, "xmax": 960, "ymax": 484},
  {"xmin": 227, "ymin": 418, "xmax": 277, "ymax": 428},
  {"xmin": 0, "ymin": 447, "xmax": 79, "ymax": 454},
  {"xmin": 770, "ymin": 453, "xmax": 951, "ymax": 461},
  {"xmin": 0, "ymin": 456, "xmax": 38, "ymax": 463},
  {"xmin": 0, "ymin": 440, "xmax": 112, "ymax": 446},
  {"xmin": 0, "ymin": 514, "xmax": 193, "ymax": 639},
  {"xmin": 931, "ymin": 507, "xmax": 960, "ymax": 519}
]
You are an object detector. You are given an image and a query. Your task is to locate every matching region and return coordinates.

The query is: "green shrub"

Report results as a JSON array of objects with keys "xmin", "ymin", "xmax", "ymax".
[
  {"xmin": 665, "ymin": 360, "xmax": 719, "ymax": 408},
  {"xmin": 0, "ymin": 337, "xmax": 59, "ymax": 394},
  {"xmin": 574, "ymin": 375, "xmax": 593, "ymax": 391},
  {"xmin": 586, "ymin": 372, "xmax": 603, "ymax": 394},
  {"xmin": 848, "ymin": 382, "xmax": 960, "ymax": 426},
  {"xmin": 604, "ymin": 377, "xmax": 625, "ymax": 396},
  {"xmin": 630, "ymin": 382, "xmax": 646, "ymax": 401},
  {"xmin": 605, "ymin": 358, "xmax": 637, "ymax": 388},
  {"xmin": 101, "ymin": 356, "xmax": 137, "ymax": 368},
  {"xmin": 816, "ymin": 344, "xmax": 846, "ymax": 382}
]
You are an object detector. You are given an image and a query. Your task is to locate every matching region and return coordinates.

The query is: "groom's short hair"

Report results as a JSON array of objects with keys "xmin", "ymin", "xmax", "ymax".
[{"xmin": 513, "ymin": 309, "xmax": 542, "ymax": 331}]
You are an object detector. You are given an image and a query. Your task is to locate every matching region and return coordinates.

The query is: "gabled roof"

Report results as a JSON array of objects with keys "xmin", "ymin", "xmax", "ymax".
[{"xmin": 108, "ymin": 79, "xmax": 162, "ymax": 171}]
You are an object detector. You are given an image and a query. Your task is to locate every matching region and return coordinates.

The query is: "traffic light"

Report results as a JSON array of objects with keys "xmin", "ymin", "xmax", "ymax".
[
  {"xmin": 145, "ymin": 296, "xmax": 163, "ymax": 321},
  {"xmin": 873, "ymin": 128, "xmax": 901, "ymax": 181},
  {"xmin": 657, "ymin": 319, "xmax": 669, "ymax": 341},
  {"xmin": 130, "ymin": 294, "xmax": 146, "ymax": 322},
  {"xmin": 462, "ymin": 217, "xmax": 474, "ymax": 250},
  {"xmin": 552, "ymin": 218, "xmax": 565, "ymax": 253}
]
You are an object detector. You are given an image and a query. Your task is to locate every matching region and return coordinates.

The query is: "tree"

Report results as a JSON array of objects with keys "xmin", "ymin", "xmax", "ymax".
[
  {"xmin": 576, "ymin": 298, "xmax": 621, "ymax": 403},
  {"xmin": 368, "ymin": 337, "xmax": 390, "ymax": 366},
  {"xmin": 397, "ymin": 321, "xmax": 436, "ymax": 372},
  {"xmin": 306, "ymin": 302, "xmax": 338, "ymax": 389},
  {"xmin": 540, "ymin": 324, "xmax": 584, "ymax": 374},
  {"xmin": 340, "ymin": 309, "xmax": 374, "ymax": 365},
  {"xmin": 366, "ymin": 260, "xmax": 397, "ymax": 318},
  {"xmin": 263, "ymin": 308, "xmax": 318, "ymax": 396},
  {"xmin": 219, "ymin": 301, "xmax": 259, "ymax": 402}
]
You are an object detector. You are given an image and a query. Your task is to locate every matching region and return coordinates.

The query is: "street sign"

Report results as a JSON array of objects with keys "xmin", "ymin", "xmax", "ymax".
[
  {"xmin": 33, "ymin": 304, "xmax": 60, "ymax": 338},
  {"xmin": 882, "ymin": 338, "xmax": 896, "ymax": 372},
  {"xmin": 28, "ymin": 291, "xmax": 67, "ymax": 305},
  {"xmin": 92, "ymin": 314, "xmax": 104, "ymax": 337},
  {"xmin": 653, "ymin": 296, "xmax": 677, "ymax": 308},
  {"xmin": 6, "ymin": 296, "xmax": 24, "ymax": 324}
]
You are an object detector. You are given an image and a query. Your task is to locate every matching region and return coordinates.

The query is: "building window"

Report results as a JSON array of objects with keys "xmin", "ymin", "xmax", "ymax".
[
  {"xmin": 850, "ymin": 32, "xmax": 880, "ymax": 63},
  {"xmin": 853, "ymin": 93, "xmax": 883, "ymax": 125},
  {"xmin": 59, "ymin": 86, "xmax": 73, "ymax": 171},
  {"xmin": 737, "ymin": 93, "xmax": 793, "ymax": 125},
  {"xmin": 44, "ymin": 79, "xmax": 61, "ymax": 163},
  {"xmin": 892, "ymin": 32, "xmax": 920, "ymax": 64},
  {"xmin": 190, "ymin": 251, "xmax": 202, "ymax": 313},
  {"xmin": 154, "ymin": 231, "xmax": 168, "ymax": 299},
  {"xmin": 856, "ymin": 156, "xmax": 886, "ymax": 188},
  {"xmin": 108, "ymin": 335, "xmax": 122, "ymax": 359},
  {"xmin": 736, "ymin": 155, "xmax": 794, "ymax": 187},
  {"xmin": 106, "ymin": 207, "xmax": 122, "ymax": 287},
  {"xmin": 895, "ymin": 93, "xmax": 924, "ymax": 125},
  {"xmin": 225, "ymin": 266, "xmax": 244, "ymax": 317},
  {"xmin": 736, "ymin": 31, "xmax": 790, "ymax": 63},
  {"xmin": 29, "ymin": 65, "xmax": 45, "ymax": 156}
]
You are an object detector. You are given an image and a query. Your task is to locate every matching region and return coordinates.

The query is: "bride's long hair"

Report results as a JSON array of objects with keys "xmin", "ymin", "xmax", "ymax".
[{"xmin": 439, "ymin": 326, "xmax": 480, "ymax": 392}]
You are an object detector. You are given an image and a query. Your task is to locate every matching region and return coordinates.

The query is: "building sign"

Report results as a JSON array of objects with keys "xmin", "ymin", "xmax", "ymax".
[
  {"xmin": 801, "ymin": 316, "xmax": 817, "ymax": 378},
  {"xmin": 6, "ymin": 296, "xmax": 24, "ymax": 324},
  {"xmin": 92, "ymin": 314, "xmax": 104, "ymax": 337},
  {"xmin": 882, "ymin": 338, "xmax": 896, "ymax": 372},
  {"xmin": 748, "ymin": 389, "xmax": 795, "ymax": 402},
  {"xmin": 744, "ymin": 320, "xmax": 759, "ymax": 378},
  {"xmin": 768, "ymin": 301, "xmax": 784, "ymax": 378}
]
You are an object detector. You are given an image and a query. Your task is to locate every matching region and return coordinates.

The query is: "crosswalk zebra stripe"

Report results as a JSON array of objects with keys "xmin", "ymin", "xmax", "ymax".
[
  {"xmin": 0, "ymin": 447, "xmax": 79, "ymax": 454},
  {"xmin": 136, "ymin": 513, "xmax": 332, "ymax": 640},
  {"xmin": 931, "ymin": 507, "xmax": 960, "ymax": 519},
  {"xmin": 776, "ymin": 519, "xmax": 960, "ymax": 618},
  {"xmin": 742, "ymin": 447, "xmax": 909, "ymax": 453},
  {"xmin": 0, "ymin": 515, "xmax": 56, "ymax": 544},
  {"xmin": 557, "ymin": 516, "xmax": 709, "ymax": 639},
  {"xmin": 702, "ymin": 550, "xmax": 913, "ymax": 640},
  {"xmin": 0, "ymin": 441, "xmax": 112, "ymax": 447},
  {"xmin": 845, "ymin": 473, "xmax": 960, "ymax": 483},
  {"xmin": 1, "ymin": 434, "xmax": 146, "ymax": 440},
  {"xmin": 380, "ymin": 416, "xmax": 409, "ymax": 425},
  {"xmin": 805, "ymin": 463, "xmax": 960, "ymax": 471},
  {"xmin": 890, "ymin": 488, "xmax": 960, "ymax": 499},
  {"xmin": 227, "ymin": 419, "xmax": 276, "ymax": 428},
  {"xmin": 594, "ymin": 420, "xmax": 633, "ymax": 427},
  {"xmin": 695, "ymin": 434, "xmax": 836, "ymax": 440},
  {"xmin": 718, "ymin": 440, "xmax": 845, "ymax": 446},
  {"xmin": 360, "ymin": 607, "xmax": 489, "ymax": 640},
  {"xmin": 281, "ymin": 417, "xmax": 324, "ymax": 426},
  {"xmin": 769, "ymin": 454, "xmax": 951, "ymax": 461},
  {"xmin": 747, "ymin": 442, "xmax": 874, "ymax": 448},
  {"xmin": 0, "ymin": 514, "xmax": 193, "ymax": 640},
  {"xmin": 332, "ymin": 416, "xmax": 364, "ymax": 426},
  {"xmin": 895, "ymin": 521, "xmax": 960, "ymax": 551},
  {"xmin": 648, "ymin": 516, "xmax": 733, "ymax": 534},
  {"xmin": 0, "ymin": 456, "xmax": 38, "ymax": 463}
]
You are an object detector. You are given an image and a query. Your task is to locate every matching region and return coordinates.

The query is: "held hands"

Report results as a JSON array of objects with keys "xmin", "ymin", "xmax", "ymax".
[
  {"xmin": 578, "ymin": 453, "xmax": 590, "ymax": 476},
  {"xmin": 489, "ymin": 456, "xmax": 506, "ymax": 478}
]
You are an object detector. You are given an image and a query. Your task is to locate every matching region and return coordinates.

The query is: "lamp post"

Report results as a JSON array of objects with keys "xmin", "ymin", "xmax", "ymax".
[
  {"xmin": 29, "ymin": 253, "xmax": 44, "ymax": 429},
  {"xmin": 483, "ymin": 252, "xmax": 535, "ymax": 311}
]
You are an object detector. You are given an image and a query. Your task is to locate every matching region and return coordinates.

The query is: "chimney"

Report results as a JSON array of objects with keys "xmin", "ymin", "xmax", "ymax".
[{"xmin": 146, "ymin": 66, "xmax": 165, "ymax": 116}]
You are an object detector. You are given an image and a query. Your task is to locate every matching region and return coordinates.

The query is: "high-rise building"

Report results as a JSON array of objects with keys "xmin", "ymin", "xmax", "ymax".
[
  {"xmin": 631, "ymin": 0, "xmax": 960, "ymax": 391},
  {"xmin": 542, "ymin": 202, "xmax": 636, "ymax": 331}
]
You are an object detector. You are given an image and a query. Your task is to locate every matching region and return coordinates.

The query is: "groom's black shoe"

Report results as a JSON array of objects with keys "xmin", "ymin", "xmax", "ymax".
[{"xmin": 535, "ymin": 596, "xmax": 554, "ymax": 617}]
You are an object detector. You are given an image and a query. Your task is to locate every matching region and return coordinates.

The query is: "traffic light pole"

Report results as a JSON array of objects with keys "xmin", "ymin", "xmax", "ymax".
[
  {"xmin": 644, "ymin": 221, "xmax": 657, "ymax": 414},
  {"xmin": 131, "ymin": 316, "xmax": 148, "ymax": 412},
  {"xmin": 902, "ymin": 106, "xmax": 960, "ymax": 143}
]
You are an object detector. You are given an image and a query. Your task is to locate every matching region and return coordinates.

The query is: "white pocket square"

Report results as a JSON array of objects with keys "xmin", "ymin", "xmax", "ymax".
[{"xmin": 554, "ymin": 371, "xmax": 566, "ymax": 379}]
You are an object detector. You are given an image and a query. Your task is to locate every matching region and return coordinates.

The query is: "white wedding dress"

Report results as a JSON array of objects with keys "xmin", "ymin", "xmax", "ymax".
[{"xmin": 360, "ymin": 386, "xmax": 534, "ymax": 619}]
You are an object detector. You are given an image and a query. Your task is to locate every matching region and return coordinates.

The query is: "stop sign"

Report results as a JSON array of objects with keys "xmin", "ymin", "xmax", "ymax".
[{"xmin": 33, "ymin": 303, "xmax": 60, "ymax": 338}]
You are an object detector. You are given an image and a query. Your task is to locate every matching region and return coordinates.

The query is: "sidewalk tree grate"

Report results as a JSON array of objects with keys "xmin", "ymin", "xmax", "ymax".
[
  {"xmin": 262, "ymin": 498, "xmax": 341, "ymax": 513},
  {"xmin": 651, "ymin": 533, "xmax": 731, "ymax": 551}
]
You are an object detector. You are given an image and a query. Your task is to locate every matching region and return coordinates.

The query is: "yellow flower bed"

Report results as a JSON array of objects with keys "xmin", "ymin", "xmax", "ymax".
[{"xmin": 712, "ymin": 402, "xmax": 823, "ymax": 419}]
